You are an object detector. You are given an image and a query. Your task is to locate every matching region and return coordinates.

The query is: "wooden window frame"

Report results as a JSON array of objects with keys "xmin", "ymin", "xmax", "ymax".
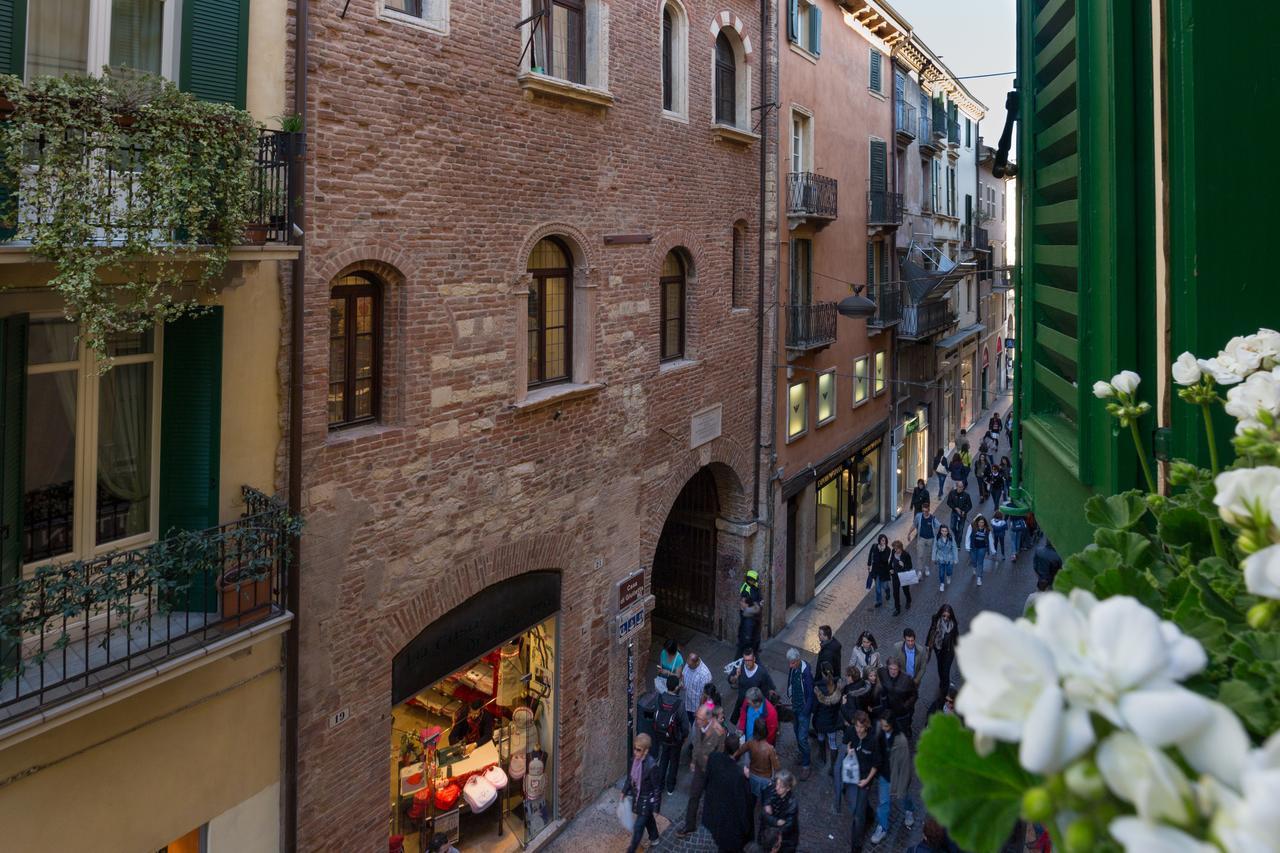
[
  {"xmin": 540, "ymin": 0, "xmax": 587, "ymax": 85},
  {"xmin": 662, "ymin": 7, "xmax": 673, "ymax": 111},
  {"xmin": 659, "ymin": 253, "xmax": 686, "ymax": 362},
  {"xmin": 528, "ymin": 239, "xmax": 575, "ymax": 388},
  {"xmin": 714, "ymin": 31, "xmax": 736, "ymax": 126},
  {"xmin": 328, "ymin": 276, "xmax": 383, "ymax": 430}
]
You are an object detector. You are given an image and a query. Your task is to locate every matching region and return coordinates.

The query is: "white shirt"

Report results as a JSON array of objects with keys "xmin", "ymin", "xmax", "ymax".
[{"xmin": 683, "ymin": 661, "xmax": 713, "ymax": 714}]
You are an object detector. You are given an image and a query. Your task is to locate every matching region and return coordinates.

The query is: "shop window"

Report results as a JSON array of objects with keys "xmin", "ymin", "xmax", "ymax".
[
  {"xmin": 787, "ymin": 381, "xmax": 807, "ymax": 440},
  {"xmin": 874, "ymin": 351, "xmax": 886, "ymax": 395},
  {"xmin": 527, "ymin": 238, "xmax": 574, "ymax": 388},
  {"xmin": 329, "ymin": 274, "xmax": 383, "ymax": 428},
  {"xmin": 853, "ymin": 356, "xmax": 869, "ymax": 405},
  {"xmin": 659, "ymin": 250, "xmax": 686, "ymax": 361},
  {"xmin": 814, "ymin": 471, "xmax": 842, "ymax": 574},
  {"xmin": 391, "ymin": 614, "xmax": 558, "ymax": 850},
  {"xmin": 852, "ymin": 442, "xmax": 882, "ymax": 540},
  {"xmin": 816, "ymin": 368, "xmax": 835, "ymax": 425},
  {"xmin": 22, "ymin": 317, "xmax": 160, "ymax": 566}
]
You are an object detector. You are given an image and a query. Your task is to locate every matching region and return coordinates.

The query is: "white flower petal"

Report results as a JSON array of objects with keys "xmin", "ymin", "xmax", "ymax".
[
  {"xmin": 1110, "ymin": 818, "xmax": 1217, "ymax": 853},
  {"xmin": 1160, "ymin": 621, "xmax": 1208, "ymax": 680},
  {"xmin": 1173, "ymin": 352, "xmax": 1203, "ymax": 386},
  {"xmin": 1243, "ymin": 544, "xmax": 1280, "ymax": 600},
  {"xmin": 1214, "ymin": 467, "xmax": 1280, "ymax": 526},
  {"xmin": 1093, "ymin": 380, "xmax": 1116, "ymax": 399},
  {"xmin": 1111, "ymin": 370, "xmax": 1142, "ymax": 396},
  {"xmin": 1088, "ymin": 596, "xmax": 1169, "ymax": 691},
  {"xmin": 1018, "ymin": 684, "xmax": 1095, "ymax": 774},
  {"xmin": 1177, "ymin": 700, "xmax": 1251, "ymax": 788},
  {"xmin": 1097, "ymin": 732, "xmax": 1193, "ymax": 824},
  {"xmin": 1119, "ymin": 686, "xmax": 1214, "ymax": 746}
]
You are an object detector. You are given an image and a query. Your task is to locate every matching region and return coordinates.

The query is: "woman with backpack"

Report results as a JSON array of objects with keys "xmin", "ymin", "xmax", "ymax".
[
  {"xmin": 932, "ymin": 525, "xmax": 958, "ymax": 592},
  {"xmin": 964, "ymin": 515, "xmax": 992, "ymax": 586}
]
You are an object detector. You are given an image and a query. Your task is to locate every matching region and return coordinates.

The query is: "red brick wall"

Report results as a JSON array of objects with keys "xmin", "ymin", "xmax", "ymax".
[{"xmin": 291, "ymin": 0, "xmax": 772, "ymax": 847}]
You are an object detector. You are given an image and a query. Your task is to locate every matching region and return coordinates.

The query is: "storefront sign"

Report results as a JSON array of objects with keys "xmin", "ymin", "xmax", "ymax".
[
  {"xmin": 617, "ymin": 569, "xmax": 645, "ymax": 612},
  {"xmin": 903, "ymin": 415, "xmax": 919, "ymax": 435},
  {"xmin": 689, "ymin": 404, "xmax": 723, "ymax": 449},
  {"xmin": 391, "ymin": 570, "xmax": 561, "ymax": 706}
]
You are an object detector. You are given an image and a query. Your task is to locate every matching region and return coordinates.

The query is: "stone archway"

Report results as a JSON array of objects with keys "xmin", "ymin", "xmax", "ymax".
[{"xmin": 652, "ymin": 468, "xmax": 720, "ymax": 632}]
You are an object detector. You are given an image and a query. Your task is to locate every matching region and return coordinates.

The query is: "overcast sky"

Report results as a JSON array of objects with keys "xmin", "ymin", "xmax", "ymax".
[{"xmin": 887, "ymin": 0, "xmax": 1017, "ymax": 142}]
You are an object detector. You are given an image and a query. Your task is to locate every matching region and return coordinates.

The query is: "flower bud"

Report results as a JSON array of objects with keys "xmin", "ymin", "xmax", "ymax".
[
  {"xmin": 1064, "ymin": 759, "xmax": 1105, "ymax": 800},
  {"xmin": 1022, "ymin": 787, "xmax": 1055, "ymax": 823},
  {"xmin": 1247, "ymin": 600, "xmax": 1277, "ymax": 630},
  {"xmin": 1064, "ymin": 820, "xmax": 1096, "ymax": 853}
]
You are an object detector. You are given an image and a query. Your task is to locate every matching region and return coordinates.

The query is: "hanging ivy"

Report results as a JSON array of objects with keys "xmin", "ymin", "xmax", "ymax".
[{"xmin": 0, "ymin": 71, "xmax": 260, "ymax": 364}]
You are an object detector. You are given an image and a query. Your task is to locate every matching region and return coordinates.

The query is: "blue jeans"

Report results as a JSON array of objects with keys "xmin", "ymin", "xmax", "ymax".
[
  {"xmin": 992, "ymin": 530, "xmax": 1007, "ymax": 557},
  {"xmin": 748, "ymin": 772, "xmax": 772, "ymax": 799},
  {"xmin": 937, "ymin": 560, "xmax": 954, "ymax": 583},
  {"xmin": 873, "ymin": 578, "xmax": 889, "ymax": 605},
  {"xmin": 971, "ymin": 547, "xmax": 988, "ymax": 579},
  {"xmin": 793, "ymin": 711, "xmax": 812, "ymax": 767},
  {"xmin": 935, "ymin": 472, "xmax": 947, "ymax": 498},
  {"xmin": 876, "ymin": 776, "xmax": 916, "ymax": 831},
  {"xmin": 1012, "ymin": 529, "xmax": 1024, "ymax": 552},
  {"xmin": 950, "ymin": 510, "xmax": 967, "ymax": 538},
  {"xmin": 626, "ymin": 802, "xmax": 658, "ymax": 853}
]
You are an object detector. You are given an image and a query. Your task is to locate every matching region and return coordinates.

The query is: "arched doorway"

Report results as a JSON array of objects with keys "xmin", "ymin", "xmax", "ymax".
[{"xmin": 653, "ymin": 468, "xmax": 718, "ymax": 632}]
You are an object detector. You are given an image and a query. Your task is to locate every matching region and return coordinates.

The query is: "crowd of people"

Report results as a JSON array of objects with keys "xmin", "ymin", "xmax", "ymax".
[{"xmin": 620, "ymin": 409, "xmax": 1063, "ymax": 852}]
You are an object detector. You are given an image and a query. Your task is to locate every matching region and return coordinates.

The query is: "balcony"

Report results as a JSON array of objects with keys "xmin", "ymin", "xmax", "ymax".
[
  {"xmin": 993, "ymin": 273, "xmax": 1013, "ymax": 291},
  {"xmin": 895, "ymin": 102, "xmax": 917, "ymax": 142},
  {"xmin": 1, "ymin": 127, "xmax": 300, "ymax": 263},
  {"xmin": 0, "ymin": 487, "xmax": 295, "ymax": 725},
  {"xmin": 868, "ymin": 282, "xmax": 903, "ymax": 328},
  {"xmin": 786, "ymin": 302, "xmax": 838, "ymax": 352},
  {"xmin": 899, "ymin": 300, "xmax": 958, "ymax": 341},
  {"xmin": 787, "ymin": 172, "xmax": 838, "ymax": 229},
  {"xmin": 867, "ymin": 190, "xmax": 904, "ymax": 227},
  {"xmin": 947, "ymin": 119, "xmax": 960, "ymax": 146}
]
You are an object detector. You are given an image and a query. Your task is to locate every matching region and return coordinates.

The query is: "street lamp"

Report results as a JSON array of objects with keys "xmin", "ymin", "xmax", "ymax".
[{"xmin": 837, "ymin": 287, "xmax": 877, "ymax": 319}]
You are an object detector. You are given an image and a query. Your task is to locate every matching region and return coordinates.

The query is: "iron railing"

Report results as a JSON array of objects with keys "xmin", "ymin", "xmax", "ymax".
[
  {"xmin": 895, "ymin": 102, "xmax": 917, "ymax": 139},
  {"xmin": 787, "ymin": 172, "xmax": 838, "ymax": 220},
  {"xmin": 868, "ymin": 282, "xmax": 903, "ymax": 327},
  {"xmin": 947, "ymin": 118, "xmax": 960, "ymax": 145},
  {"xmin": 867, "ymin": 190, "xmax": 904, "ymax": 225},
  {"xmin": 918, "ymin": 107, "xmax": 931, "ymax": 142},
  {"xmin": 900, "ymin": 300, "xmax": 957, "ymax": 340},
  {"xmin": 786, "ymin": 302, "xmax": 838, "ymax": 351},
  {"xmin": 932, "ymin": 101, "xmax": 947, "ymax": 139},
  {"xmin": 0, "ymin": 486, "xmax": 293, "ymax": 723},
  {"xmin": 3, "ymin": 128, "xmax": 297, "ymax": 245}
]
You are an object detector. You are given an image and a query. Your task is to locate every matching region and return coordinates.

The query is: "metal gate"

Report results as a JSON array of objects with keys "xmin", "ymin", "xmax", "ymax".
[{"xmin": 653, "ymin": 468, "xmax": 719, "ymax": 633}]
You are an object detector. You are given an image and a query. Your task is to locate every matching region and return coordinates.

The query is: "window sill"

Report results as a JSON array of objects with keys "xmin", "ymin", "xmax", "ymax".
[
  {"xmin": 867, "ymin": 89, "xmax": 886, "ymax": 101},
  {"xmin": 517, "ymin": 72, "xmax": 614, "ymax": 109},
  {"xmin": 730, "ymin": 307, "xmax": 752, "ymax": 315},
  {"xmin": 711, "ymin": 123, "xmax": 760, "ymax": 146},
  {"xmin": 785, "ymin": 430, "xmax": 808, "ymax": 445},
  {"xmin": 378, "ymin": 8, "xmax": 448, "ymax": 35},
  {"xmin": 659, "ymin": 357, "xmax": 701, "ymax": 376},
  {"xmin": 788, "ymin": 43, "xmax": 819, "ymax": 64},
  {"xmin": 661, "ymin": 109, "xmax": 689, "ymax": 125},
  {"xmin": 326, "ymin": 422, "xmax": 404, "ymax": 447},
  {"xmin": 510, "ymin": 382, "xmax": 605, "ymax": 413},
  {"xmin": 816, "ymin": 416, "xmax": 836, "ymax": 429}
]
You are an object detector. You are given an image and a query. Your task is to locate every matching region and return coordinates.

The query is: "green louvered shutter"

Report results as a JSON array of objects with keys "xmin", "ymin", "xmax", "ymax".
[
  {"xmin": 866, "ymin": 241, "xmax": 874, "ymax": 286},
  {"xmin": 810, "ymin": 4, "xmax": 821, "ymax": 56},
  {"xmin": 869, "ymin": 49, "xmax": 881, "ymax": 92},
  {"xmin": 879, "ymin": 241, "xmax": 889, "ymax": 285},
  {"xmin": 0, "ymin": 0, "xmax": 23, "ymax": 241},
  {"xmin": 869, "ymin": 139, "xmax": 886, "ymax": 192},
  {"xmin": 180, "ymin": 0, "xmax": 249, "ymax": 108},
  {"xmin": 0, "ymin": 314, "xmax": 26, "ymax": 672},
  {"xmin": 787, "ymin": 0, "xmax": 799, "ymax": 44},
  {"xmin": 159, "ymin": 309, "xmax": 223, "ymax": 612}
]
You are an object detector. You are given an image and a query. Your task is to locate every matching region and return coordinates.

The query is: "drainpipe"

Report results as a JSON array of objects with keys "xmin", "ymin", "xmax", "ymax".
[
  {"xmin": 284, "ymin": 0, "xmax": 307, "ymax": 848},
  {"xmin": 753, "ymin": 0, "xmax": 773, "ymax": 637}
]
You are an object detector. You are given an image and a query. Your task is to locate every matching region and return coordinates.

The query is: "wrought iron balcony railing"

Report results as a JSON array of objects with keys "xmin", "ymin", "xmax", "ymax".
[
  {"xmin": 895, "ymin": 102, "xmax": 917, "ymax": 140},
  {"xmin": 787, "ymin": 172, "xmax": 838, "ymax": 222},
  {"xmin": 867, "ymin": 190, "xmax": 904, "ymax": 226},
  {"xmin": 868, "ymin": 282, "xmax": 903, "ymax": 327},
  {"xmin": 948, "ymin": 119, "xmax": 960, "ymax": 145},
  {"xmin": 932, "ymin": 102, "xmax": 948, "ymax": 138},
  {"xmin": 899, "ymin": 300, "xmax": 957, "ymax": 340},
  {"xmin": 0, "ymin": 487, "xmax": 296, "ymax": 724},
  {"xmin": 1, "ymin": 128, "xmax": 297, "ymax": 246},
  {"xmin": 786, "ymin": 301, "xmax": 838, "ymax": 351}
]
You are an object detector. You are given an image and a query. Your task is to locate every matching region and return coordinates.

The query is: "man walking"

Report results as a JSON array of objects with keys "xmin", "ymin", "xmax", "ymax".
[
  {"xmin": 785, "ymin": 648, "xmax": 815, "ymax": 780},
  {"xmin": 910, "ymin": 478, "xmax": 931, "ymax": 515},
  {"xmin": 653, "ymin": 675, "xmax": 690, "ymax": 795},
  {"xmin": 816, "ymin": 625, "xmax": 842, "ymax": 678},
  {"xmin": 912, "ymin": 505, "xmax": 939, "ymax": 578},
  {"xmin": 682, "ymin": 652, "xmax": 712, "ymax": 726},
  {"xmin": 946, "ymin": 481, "xmax": 973, "ymax": 538},
  {"xmin": 729, "ymin": 648, "xmax": 776, "ymax": 726},
  {"xmin": 679, "ymin": 702, "xmax": 725, "ymax": 837},
  {"xmin": 736, "ymin": 570, "xmax": 764, "ymax": 659},
  {"xmin": 893, "ymin": 628, "xmax": 928, "ymax": 687}
]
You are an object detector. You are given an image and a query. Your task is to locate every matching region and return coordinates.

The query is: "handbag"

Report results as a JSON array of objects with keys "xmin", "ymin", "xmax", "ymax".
[
  {"xmin": 433, "ymin": 782, "xmax": 461, "ymax": 810},
  {"xmin": 463, "ymin": 774, "xmax": 498, "ymax": 812},
  {"xmin": 508, "ymin": 751, "xmax": 527, "ymax": 781},
  {"xmin": 865, "ymin": 569, "xmax": 873, "ymax": 590},
  {"xmin": 484, "ymin": 764, "xmax": 508, "ymax": 789},
  {"xmin": 897, "ymin": 569, "xmax": 920, "ymax": 586},
  {"xmin": 935, "ymin": 461, "xmax": 947, "ymax": 476}
]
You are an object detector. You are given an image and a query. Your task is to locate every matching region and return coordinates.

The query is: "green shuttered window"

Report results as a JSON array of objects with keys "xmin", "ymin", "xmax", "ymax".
[
  {"xmin": 869, "ymin": 49, "xmax": 881, "ymax": 92},
  {"xmin": 180, "ymin": 0, "xmax": 250, "ymax": 108}
]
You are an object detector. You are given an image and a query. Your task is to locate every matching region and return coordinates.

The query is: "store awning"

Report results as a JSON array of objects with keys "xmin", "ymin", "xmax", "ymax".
[{"xmin": 935, "ymin": 324, "xmax": 985, "ymax": 350}]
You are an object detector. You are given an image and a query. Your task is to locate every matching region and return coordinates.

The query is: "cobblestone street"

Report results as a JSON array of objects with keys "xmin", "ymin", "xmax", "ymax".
[{"xmin": 551, "ymin": 406, "xmax": 1037, "ymax": 852}]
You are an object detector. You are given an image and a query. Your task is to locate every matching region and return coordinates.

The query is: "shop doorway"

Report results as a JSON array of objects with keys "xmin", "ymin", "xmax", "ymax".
[{"xmin": 653, "ymin": 468, "xmax": 719, "ymax": 632}]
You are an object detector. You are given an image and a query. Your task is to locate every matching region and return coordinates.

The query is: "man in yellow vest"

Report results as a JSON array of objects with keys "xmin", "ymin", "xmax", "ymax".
[{"xmin": 736, "ymin": 570, "xmax": 763, "ymax": 658}]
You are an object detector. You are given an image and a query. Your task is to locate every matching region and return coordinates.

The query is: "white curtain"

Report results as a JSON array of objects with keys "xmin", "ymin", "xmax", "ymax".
[
  {"xmin": 109, "ymin": 0, "xmax": 164, "ymax": 75},
  {"xmin": 26, "ymin": 0, "xmax": 90, "ymax": 79},
  {"xmin": 96, "ymin": 363, "xmax": 152, "ymax": 542}
]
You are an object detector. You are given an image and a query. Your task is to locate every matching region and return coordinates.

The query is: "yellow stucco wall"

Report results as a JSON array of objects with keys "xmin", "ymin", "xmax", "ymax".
[
  {"xmin": 0, "ymin": 639, "xmax": 283, "ymax": 853},
  {"xmin": 247, "ymin": 0, "xmax": 289, "ymax": 123}
]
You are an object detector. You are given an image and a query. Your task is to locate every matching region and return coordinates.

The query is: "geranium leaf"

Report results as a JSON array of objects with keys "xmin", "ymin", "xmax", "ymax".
[
  {"xmin": 1054, "ymin": 546, "xmax": 1123, "ymax": 594},
  {"xmin": 1093, "ymin": 569, "xmax": 1163, "ymax": 610},
  {"xmin": 1157, "ymin": 506, "xmax": 1213, "ymax": 557},
  {"xmin": 1084, "ymin": 491, "xmax": 1148, "ymax": 530},
  {"xmin": 1216, "ymin": 679, "xmax": 1272, "ymax": 738},
  {"xmin": 917, "ymin": 714, "xmax": 1037, "ymax": 853},
  {"xmin": 1172, "ymin": 585, "xmax": 1229, "ymax": 650},
  {"xmin": 1093, "ymin": 529, "xmax": 1158, "ymax": 571}
]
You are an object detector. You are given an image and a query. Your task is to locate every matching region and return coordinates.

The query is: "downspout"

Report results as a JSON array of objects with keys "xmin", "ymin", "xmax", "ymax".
[
  {"xmin": 284, "ymin": 0, "xmax": 307, "ymax": 848},
  {"xmin": 753, "ymin": 0, "xmax": 772, "ymax": 636}
]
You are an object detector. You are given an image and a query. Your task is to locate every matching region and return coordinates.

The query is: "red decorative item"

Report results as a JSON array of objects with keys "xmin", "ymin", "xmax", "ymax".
[
  {"xmin": 389, "ymin": 835, "xmax": 405, "ymax": 853},
  {"xmin": 434, "ymin": 782, "xmax": 461, "ymax": 810},
  {"xmin": 407, "ymin": 771, "xmax": 423, "ymax": 785}
]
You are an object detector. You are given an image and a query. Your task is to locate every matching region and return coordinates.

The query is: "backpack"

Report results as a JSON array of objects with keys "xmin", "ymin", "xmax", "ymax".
[{"xmin": 655, "ymin": 694, "xmax": 682, "ymax": 745}]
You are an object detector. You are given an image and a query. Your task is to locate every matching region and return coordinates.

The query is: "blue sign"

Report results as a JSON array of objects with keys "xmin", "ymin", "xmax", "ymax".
[
  {"xmin": 1005, "ymin": 337, "xmax": 1016, "ymax": 351},
  {"xmin": 617, "ymin": 606, "xmax": 646, "ymax": 643}
]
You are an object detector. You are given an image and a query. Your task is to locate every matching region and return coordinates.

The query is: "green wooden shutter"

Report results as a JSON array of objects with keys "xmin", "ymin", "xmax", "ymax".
[
  {"xmin": 866, "ymin": 241, "xmax": 874, "ymax": 286},
  {"xmin": 0, "ymin": 0, "xmax": 24, "ymax": 76},
  {"xmin": 869, "ymin": 49, "xmax": 881, "ymax": 92},
  {"xmin": 0, "ymin": 313, "xmax": 26, "ymax": 672},
  {"xmin": 180, "ymin": 0, "xmax": 249, "ymax": 108},
  {"xmin": 787, "ymin": 0, "xmax": 799, "ymax": 44},
  {"xmin": 879, "ymin": 242, "xmax": 889, "ymax": 285},
  {"xmin": 810, "ymin": 4, "xmax": 821, "ymax": 56},
  {"xmin": 869, "ymin": 139, "xmax": 887, "ymax": 192},
  {"xmin": 159, "ymin": 309, "xmax": 223, "ymax": 612}
]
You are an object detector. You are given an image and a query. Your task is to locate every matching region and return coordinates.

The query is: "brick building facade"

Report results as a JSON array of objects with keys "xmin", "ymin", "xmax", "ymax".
[{"xmin": 291, "ymin": 0, "xmax": 776, "ymax": 848}]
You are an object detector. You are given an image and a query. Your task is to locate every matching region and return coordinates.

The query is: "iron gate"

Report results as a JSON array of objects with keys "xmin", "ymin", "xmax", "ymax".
[{"xmin": 653, "ymin": 469, "xmax": 719, "ymax": 633}]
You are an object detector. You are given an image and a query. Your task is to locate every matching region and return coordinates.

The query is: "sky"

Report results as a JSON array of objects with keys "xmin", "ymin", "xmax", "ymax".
[{"xmin": 884, "ymin": 0, "xmax": 1017, "ymax": 142}]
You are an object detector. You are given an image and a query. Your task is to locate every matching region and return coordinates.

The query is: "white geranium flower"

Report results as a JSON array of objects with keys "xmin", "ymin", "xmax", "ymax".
[
  {"xmin": 1244, "ymin": 544, "xmax": 1280, "ymax": 600},
  {"xmin": 1110, "ymin": 370, "xmax": 1141, "ymax": 396},
  {"xmin": 1224, "ymin": 371, "xmax": 1280, "ymax": 424},
  {"xmin": 1252, "ymin": 328, "xmax": 1280, "ymax": 367},
  {"xmin": 954, "ymin": 612, "xmax": 1093, "ymax": 773},
  {"xmin": 1116, "ymin": 687, "xmax": 1249, "ymax": 786},
  {"xmin": 1198, "ymin": 356, "xmax": 1249, "ymax": 385},
  {"xmin": 1093, "ymin": 380, "xmax": 1115, "ymax": 399},
  {"xmin": 1110, "ymin": 818, "xmax": 1218, "ymax": 853},
  {"xmin": 1172, "ymin": 352, "xmax": 1203, "ymax": 386},
  {"xmin": 1097, "ymin": 732, "xmax": 1194, "ymax": 824},
  {"xmin": 1211, "ymin": 732, "xmax": 1280, "ymax": 853},
  {"xmin": 1222, "ymin": 336, "xmax": 1266, "ymax": 374},
  {"xmin": 1214, "ymin": 467, "xmax": 1280, "ymax": 526}
]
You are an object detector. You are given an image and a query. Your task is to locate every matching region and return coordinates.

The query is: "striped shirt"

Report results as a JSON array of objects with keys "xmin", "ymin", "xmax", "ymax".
[{"xmin": 682, "ymin": 661, "xmax": 713, "ymax": 714}]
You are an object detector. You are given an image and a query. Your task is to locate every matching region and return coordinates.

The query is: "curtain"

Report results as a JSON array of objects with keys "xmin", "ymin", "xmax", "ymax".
[
  {"xmin": 109, "ymin": 0, "xmax": 165, "ymax": 76},
  {"xmin": 27, "ymin": 0, "xmax": 91, "ymax": 79},
  {"xmin": 96, "ymin": 362, "xmax": 152, "ymax": 543}
]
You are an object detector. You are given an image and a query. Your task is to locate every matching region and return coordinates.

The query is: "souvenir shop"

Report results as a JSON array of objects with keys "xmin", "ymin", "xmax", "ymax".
[
  {"xmin": 811, "ymin": 435, "xmax": 885, "ymax": 587},
  {"xmin": 388, "ymin": 572, "xmax": 560, "ymax": 853}
]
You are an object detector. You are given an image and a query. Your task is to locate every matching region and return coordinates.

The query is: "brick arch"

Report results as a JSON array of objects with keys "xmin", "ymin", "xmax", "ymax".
[
  {"xmin": 650, "ymin": 227, "xmax": 710, "ymax": 280},
  {"xmin": 313, "ymin": 245, "xmax": 412, "ymax": 288},
  {"xmin": 372, "ymin": 533, "xmax": 577, "ymax": 657},
  {"xmin": 642, "ymin": 435, "xmax": 753, "ymax": 546},
  {"xmin": 514, "ymin": 221, "xmax": 600, "ymax": 280},
  {"xmin": 708, "ymin": 12, "xmax": 753, "ymax": 59}
]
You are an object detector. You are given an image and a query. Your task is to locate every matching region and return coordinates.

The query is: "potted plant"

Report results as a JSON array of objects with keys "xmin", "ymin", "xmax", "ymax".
[
  {"xmin": 217, "ymin": 562, "xmax": 273, "ymax": 628},
  {"xmin": 274, "ymin": 113, "xmax": 304, "ymax": 158},
  {"xmin": 102, "ymin": 68, "xmax": 162, "ymax": 127}
]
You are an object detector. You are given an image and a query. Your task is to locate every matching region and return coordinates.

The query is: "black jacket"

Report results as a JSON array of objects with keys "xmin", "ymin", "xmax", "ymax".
[
  {"xmin": 867, "ymin": 544, "xmax": 892, "ymax": 581},
  {"xmin": 817, "ymin": 637, "xmax": 843, "ymax": 680},
  {"xmin": 839, "ymin": 678, "xmax": 870, "ymax": 728},
  {"xmin": 760, "ymin": 786, "xmax": 799, "ymax": 852},
  {"xmin": 812, "ymin": 678, "xmax": 843, "ymax": 734},
  {"xmin": 1035, "ymin": 542, "xmax": 1063, "ymax": 584},
  {"xmin": 622, "ymin": 754, "xmax": 663, "ymax": 815},
  {"xmin": 946, "ymin": 489, "xmax": 973, "ymax": 515},
  {"xmin": 889, "ymin": 550, "xmax": 913, "ymax": 581},
  {"xmin": 842, "ymin": 728, "xmax": 882, "ymax": 783},
  {"xmin": 702, "ymin": 750, "xmax": 754, "ymax": 850},
  {"xmin": 879, "ymin": 668, "xmax": 919, "ymax": 719},
  {"xmin": 910, "ymin": 484, "xmax": 931, "ymax": 512}
]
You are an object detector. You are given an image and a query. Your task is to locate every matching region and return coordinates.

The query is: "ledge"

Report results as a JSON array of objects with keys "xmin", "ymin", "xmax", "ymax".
[
  {"xmin": 711, "ymin": 123, "xmax": 760, "ymax": 146},
  {"xmin": 509, "ymin": 382, "xmax": 605, "ymax": 413},
  {"xmin": 0, "ymin": 243, "xmax": 301, "ymax": 265},
  {"xmin": 326, "ymin": 422, "xmax": 405, "ymax": 447},
  {"xmin": 517, "ymin": 72, "xmax": 614, "ymax": 109},
  {"xmin": 659, "ymin": 357, "xmax": 701, "ymax": 376}
]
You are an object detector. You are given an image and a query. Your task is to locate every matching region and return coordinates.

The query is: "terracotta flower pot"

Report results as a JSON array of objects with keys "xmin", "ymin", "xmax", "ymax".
[
  {"xmin": 243, "ymin": 223, "xmax": 271, "ymax": 245},
  {"xmin": 217, "ymin": 569, "xmax": 273, "ymax": 628}
]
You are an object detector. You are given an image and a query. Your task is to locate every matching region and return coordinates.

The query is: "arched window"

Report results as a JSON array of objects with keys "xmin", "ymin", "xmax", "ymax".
[
  {"xmin": 662, "ymin": 8, "xmax": 673, "ymax": 111},
  {"xmin": 660, "ymin": 250, "xmax": 686, "ymax": 361},
  {"xmin": 527, "ymin": 238, "xmax": 573, "ymax": 387},
  {"xmin": 715, "ymin": 32, "xmax": 736, "ymax": 125},
  {"xmin": 328, "ymin": 273, "xmax": 382, "ymax": 428}
]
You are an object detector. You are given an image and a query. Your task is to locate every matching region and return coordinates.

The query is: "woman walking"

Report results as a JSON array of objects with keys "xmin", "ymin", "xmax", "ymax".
[
  {"xmin": 888, "ymin": 540, "xmax": 914, "ymax": 616},
  {"xmin": 925, "ymin": 604, "xmax": 960, "ymax": 697},
  {"xmin": 932, "ymin": 446, "xmax": 951, "ymax": 500},
  {"xmin": 866, "ymin": 536, "xmax": 893, "ymax": 609},
  {"xmin": 813, "ymin": 662, "xmax": 843, "ymax": 769},
  {"xmin": 990, "ymin": 511, "xmax": 1009, "ymax": 563},
  {"xmin": 932, "ymin": 525, "xmax": 958, "ymax": 592},
  {"xmin": 869, "ymin": 715, "xmax": 918, "ymax": 844},
  {"xmin": 964, "ymin": 515, "xmax": 992, "ymax": 586},
  {"xmin": 760, "ymin": 770, "xmax": 800, "ymax": 852}
]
